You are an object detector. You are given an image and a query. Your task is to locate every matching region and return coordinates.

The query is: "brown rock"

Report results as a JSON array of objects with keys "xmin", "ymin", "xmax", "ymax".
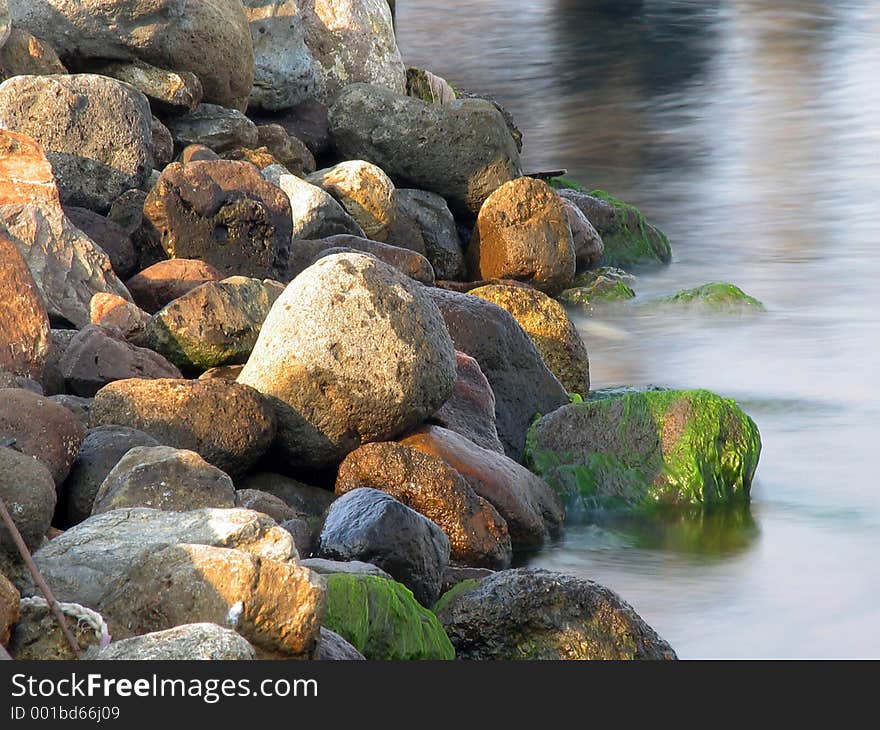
[
  {"xmin": 63, "ymin": 206, "xmax": 138, "ymax": 279},
  {"xmin": 336, "ymin": 441, "xmax": 511, "ymax": 569},
  {"xmin": 143, "ymin": 160, "xmax": 292, "ymax": 278},
  {"xmin": 85, "ymin": 60, "xmax": 203, "ymax": 114},
  {"xmin": 234, "ymin": 489, "xmax": 297, "ymax": 526},
  {"xmin": 236, "ymin": 472, "xmax": 334, "ymax": 538},
  {"xmin": 125, "ymin": 258, "xmax": 223, "ymax": 314},
  {"xmin": 0, "ymin": 28, "xmax": 67, "ymax": 80},
  {"xmin": 256, "ymin": 124, "xmax": 315, "ymax": 175},
  {"xmin": 250, "ymin": 100, "xmax": 330, "ymax": 156},
  {"xmin": 89, "ymin": 293, "xmax": 151, "ymax": 340},
  {"xmin": 0, "ymin": 572, "xmax": 18, "ymax": 647},
  {"xmin": 48, "ymin": 394, "xmax": 92, "ymax": 428},
  {"xmin": 0, "ymin": 128, "xmax": 60, "ymax": 206},
  {"xmin": 198, "ymin": 364, "xmax": 245, "ymax": 381},
  {"xmin": 221, "ymin": 146, "xmax": 281, "ymax": 170},
  {"xmin": 150, "ymin": 116, "xmax": 174, "ymax": 170},
  {"xmin": 89, "ymin": 378, "xmax": 276, "ymax": 480},
  {"xmin": 180, "ymin": 144, "xmax": 220, "ymax": 164},
  {"xmin": 7, "ymin": 600, "xmax": 101, "ymax": 660},
  {"xmin": 0, "ymin": 445, "xmax": 56, "ymax": 552}
]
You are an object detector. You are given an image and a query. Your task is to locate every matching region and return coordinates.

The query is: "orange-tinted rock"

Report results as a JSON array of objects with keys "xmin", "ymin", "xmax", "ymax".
[
  {"xmin": 0, "ymin": 572, "xmax": 19, "ymax": 647},
  {"xmin": 0, "ymin": 129, "xmax": 59, "ymax": 206},
  {"xmin": 125, "ymin": 259, "xmax": 223, "ymax": 314},
  {"xmin": 89, "ymin": 293, "xmax": 151, "ymax": 339}
]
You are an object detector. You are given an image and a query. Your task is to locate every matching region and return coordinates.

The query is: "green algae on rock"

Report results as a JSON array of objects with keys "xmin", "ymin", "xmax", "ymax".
[
  {"xmin": 525, "ymin": 389, "xmax": 761, "ymax": 511},
  {"xmin": 655, "ymin": 282, "xmax": 765, "ymax": 312},
  {"xmin": 558, "ymin": 267, "xmax": 637, "ymax": 310},
  {"xmin": 323, "ymin": 573, "xmax": 455, "ymax": 660},
  {"xmin": 547, "ymin": 176, "xmax": 587, "ymax": 192},
  {"xmin": 588, "ymin": 189, "xmax": 672, "ymax": 268}
]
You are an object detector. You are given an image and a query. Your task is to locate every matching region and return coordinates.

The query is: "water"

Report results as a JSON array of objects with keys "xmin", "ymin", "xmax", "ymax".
[{"xmin": 397, "ymin": 0, "xmax": 880, "ymax": 658}]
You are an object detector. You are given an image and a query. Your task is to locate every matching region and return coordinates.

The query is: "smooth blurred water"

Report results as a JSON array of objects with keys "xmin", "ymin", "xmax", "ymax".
[{"xmin": 397, "ymin": 0, "xmax": 880, "ymax": 658}]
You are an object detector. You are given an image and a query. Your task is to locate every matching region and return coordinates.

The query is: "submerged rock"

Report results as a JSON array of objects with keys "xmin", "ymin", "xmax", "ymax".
[
  {"xmin": 558, "ymin": 267, "xmax": 636, "ymax": 309},
  {"xmin": 654, "ymin": 282, "xmax": 765, "ymax": 312}
]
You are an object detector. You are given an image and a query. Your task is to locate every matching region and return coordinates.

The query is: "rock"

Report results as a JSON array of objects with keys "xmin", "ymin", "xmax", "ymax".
[
  {"xmin": 654, "ymin": 282, "xmax": 765, "ymax": 312},
  {"xmin": 23, "ymin": 507, "xmax": 296, "ymax": 608},
  {"xmin": 256, "ymin": 124, "xmax": 315, "ymax": 175},
  {"xmin": 39, "ymin": 329, "xmax": 77, "ymax": 395},
  {"xmin": 306, "ymin": 161, "xmax": 396, "ymax": 242},
  {"xmin": 323, "ymin": 573, "xmax": 453, "ymax": 659},
  {"xmin": 301, "ymin": 558, "xmax": 391, "ymax": 580},
  {"xmin": 99, "ymin": 543, "xmax": 325, "ymax": 657},
  {"xmin": 63, "ymin": 206, "xmax": 138, "ymax": 279},
  {"xmin": 401, "ymin": 426, "xmax": 564, "ymax": 550},
  {"xmin": 0, "ymin": 128, "xmax": 61, "ymax": 208},
  {"xmin": 329, "ymin": 84, "xmax": 522, "ymax": 216},
  {"xmin": 9, "ymin": 0, "xmax": 255, "ymax": 111},
  {"xmin": 425, "ymin": 287, "xmax": 569, "ymax": 461},
  {"xmin": 89, "ymin": 378, "xmax": 276, "ymax": 480},
  {"xmin": 0, "ymin": 27, "xmax": 67, "ymax": 80},
  {"xmin": 221, "ymin": 146, "xmax": 281, "ymax": 169},
  {"xmin": 142, "ymin": 276, "xmax": 280, "ymax": 373},
  {"xmin": 88, "ymin": 623, "xmax": 255, "ymax": 660},
  {"xmin": 0, "ymin": 0, "xmax": 9, "ymax": 48},
  {"xmin": 235, "ymin": 489, "xmax": 296, "ymax": 525},
  {"xmin": 336, "ymin": 442, "xmax": 511, "ymax": 569},
  {"xmin": 525, "ymin": 389, "xmax": 762, "ymax": 510},
  {"xmin": 435, "ymin": 568, "xmax": 677, "ymax": 660},
  {"xmin": 251, "ymin": 100, "xmax": 329, "ymax": 156},
  {"xmin": 125, "ymin": 259, "xmax": 223, "ymax": 314},
  {"xmin": 467, "ymin": 178, "xmax": 575, "ymax": 296},
  {"xmin": 238, "ymin": 253, "xmax": 456, "ymax": 471},
  {"xmin": 262, "ymin": 170, "xmax": 365, "ymax": 242},
  {"xmin": 278, "ymin": 234, "xmax": 434, "ymax": 285},
  {"xmin": 0, "ymin": 74, "xmax": 153, "ymax": 211},
  {"xmin": 279, "ymin": 518, "xmax": 312, "ymax": 557},
  {"xmin": 440, "ymin": 566, "xmax": 494, "ymax": 595},
  {"xmin": 469, "ymin": 284, "xmax": 590, "ymax": 395},
  {"xmin": 0, "ymin": 446, "xmax": 56, "ymax": 552},
  {"xmin": 150, "ymin": 117, "xmax": 174, "ymax": 171},
  {"xmin": 0, "ymin": 372, "xmax": 42, "ymax": 393},
  {"xmin": 0, "ymin": 388, "xmax": 85, "ymax": 485},
  {"xmin": 143, "ymin": 160, "xmax": 292, "ymax": 278},
  {"xmin": 316, "ymin": 626, "xmax": 365, "ymax": 660},
  {"xmin": 87, "ymin": 60, "xmax": 202, "ymax": 115},
  {"xmin": 0, "ymin": 232, "xmax": 51, "ymax": 378},
  {"xmin": 395, "ymin": 189, "xmax": 465, "ymax": 280},
  {"xmin": 0, "ymin": 572, "xmax": 18, "ymax": 647},
  {"xmin": 318, "ymin": 488, "xmax": 450, "ymax": 607},
  {"xmin": 561, "ymin": 196, "xmax": 604, "ymax": 270},
  {"xmin": 7, "ymin": 599, "xmax": 102, "ymax": 659},
  {"xmin": 92, "ymin": 445, "xmax": 236, "ymax": 515},
  {"xmin": 405, "ymin": 67, "xmax": 456, "ymax": 105},
  {"xmin": 243, "ymin": 0, "xmax": 405, "ymax": 111},
  {"xmin": 429, "ymin": 351, "xmax": 503, "ymax": 454},
  {"xmin": 89, "ymin": 293, "xmax": 151, "ymax": 340},
  {"xmin": 558, "ymin": 267, "xmax": 636, "ymax": 310},
  {"xmin": 164, "ymin": 104, "xmax": 259, "ymax": 153},
  {"xmin": 179, "ymin": 144, "xmax": 220, "ymax": 164},
  {"xmin": 558, "ymin": 188, "xmax": 671, "ymax": 268},
  {"xmin": 61, "ymin": 425, "xmax": 160, "ymax": 527},
  {"xmin": 59, "ymin": 324, "xmax": 182, "ymax": 397},
  {"xmin": 48, "ymin": 394, "xmax": 92, "ymax": 427},
  {"xmin": 199, "ymin": 364, "xmax": 245, "ymax": 381},
  {"xmin": 237, "ymin": 472, "xmax": 334, "ymax": 536}
]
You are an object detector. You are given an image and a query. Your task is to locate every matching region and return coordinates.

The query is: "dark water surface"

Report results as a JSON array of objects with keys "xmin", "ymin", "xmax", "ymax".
[{"xmin": 397, "ymin": 0, "xmax": 880, "ymax": 657}]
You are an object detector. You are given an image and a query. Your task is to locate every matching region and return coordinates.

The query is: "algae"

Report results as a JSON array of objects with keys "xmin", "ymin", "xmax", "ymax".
[
  {"xmin": 432, "ymin": 578, "xmax": 480, "ymax": 614},
  {"xmin": 655, "ymin": 282, "xmax": 765, "ymax": 312},
  {"xmin": 589, "ymin": 189, "xmax": 672, "ymax": 268}
]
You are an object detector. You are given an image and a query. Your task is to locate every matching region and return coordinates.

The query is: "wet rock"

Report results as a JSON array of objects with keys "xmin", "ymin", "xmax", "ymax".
[
  {"xmin": 316, "ymin": 626, "xmax": 365, "ymax": 660},
  {"xmin": 0, "ymin": 446, "xmax": 56, "ymax": 552},
  {"xmin": 0, "ymin": 572, "xmax": 18, "ymax": 647},
  {"xmin": 143, "ymin": 160, "xmax": 292, "ymax": 278},
  {"xmin": 0, "ymin": 27, "xmax": 67, "ymax": 80},
  {"xmin": 235, "ymin": 489, "xmax": 297, "ymax": 526},
  {"xmin": 63, "ymin": 206, "xmax": 138, "ymax": 279},
  {"xmin": 88, "ymin": 623, "xmax": 256, "ymax": 660},
  {"xmin": 559, "ymin": 267, "xmax": 636, "ymax": 310},
  {"xmin": 653, "ymin": 282, "xmax": 765, "ymax": 312},
  {"xmin": 88, "ymin": 60, "xmax": 203, "ymax": 115},
  {"xmin": 125, "ymin": 258, "xmax": 223, "ymax": 314},
  {"xmin": 165, "ymin": 104, "xmax": 259, "ymax": 153},
  {"xmin": 89, "ymin": 293, "xmax": 151, "ymax": 340},
  {"xmin": 92, "ymin": 445, "xmax": 236, "ymax": 515},
  {"xmin": 435, "ymin": 568, "xmax": 677, "ymax": 660},
  {"xmin": 336, "ymin": 441, "xmax": 511, "ymax": 569},
  {"xmin": 395, "ymin": 188, "xmax": 465, "ymax": 280},
  {"xmin": 89, "ymin": 378, "xmax": 276, "ymax": 480},
  {"xmin": 329, "ymin": 83, "xmax": 522, "ymax": 216},
  {"xmin": 256, "ymin": 124, "xmax": 315, "ymax": 175},
  {"xmin": 238, "ymin": 253, "xmax": 455, "ymax": 471},
  {"xmin": 318, "ymin": 487, "xmax": 450, "ymax": 606},
  {"xmin": 561, "ymin": 196, "xmax": 604, "ymax": 271},
  {"xmin": 425, "ymin": 287, "xmax": 569, "ymax": 461}
]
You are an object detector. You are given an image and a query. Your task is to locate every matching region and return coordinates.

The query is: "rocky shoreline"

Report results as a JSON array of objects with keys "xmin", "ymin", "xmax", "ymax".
[{"xmin": 0, "ymin": 0, "xmax": 761, "ymax": 661}]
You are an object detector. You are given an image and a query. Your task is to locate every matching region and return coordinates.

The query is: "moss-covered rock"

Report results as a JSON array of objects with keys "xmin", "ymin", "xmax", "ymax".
[
  {"xmin": 558, "ymin": 267, "xmax": 636, "ymax": 310},
  {"xmin": 525, "ymin": 389, "xmax": 761, "ymax": 511},
  {"xmin": 323, "ymin": 573, "xmax": 455, "ymax": 660},
  {"xmin": 588, "ymin": 189, "xmax": 671, "ymax": 268},
  {"xmin": 433, "ymin": 578, "xmax": 481, "ymax": 614},
  {"xmin": 547, "ymin": 176, "xmax": 587, "ymax": 193},
  {"xmin": 655, "ymin": 282, "xmax": 765, "ymax": 312}
]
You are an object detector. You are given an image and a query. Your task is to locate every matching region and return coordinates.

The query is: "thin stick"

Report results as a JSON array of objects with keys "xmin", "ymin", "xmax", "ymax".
[{"xmin": 0, "ymin": 495, "xmax": 82, "ymax": 658}]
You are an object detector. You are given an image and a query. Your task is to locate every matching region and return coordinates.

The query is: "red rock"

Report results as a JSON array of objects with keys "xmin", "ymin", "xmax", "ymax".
[
  {"xmin": 90, "ymin": 293, "xmax": 151, "ymax": 340},
  {"xmin": 0, "ymin": 129, "xmax": 59, "ymax": 206},
  {"xmin": 125, "ymin": 259, "xmax": 223, "ymax": 314}
]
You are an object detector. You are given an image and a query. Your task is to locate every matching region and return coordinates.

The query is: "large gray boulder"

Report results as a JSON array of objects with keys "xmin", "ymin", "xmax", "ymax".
[
  {"xmin": 88, "ymin": 623, "xmax": 256, "ymax": 660},
  {"xmin": 0, "ymin": 74, "xmax": 153, "ymax": 211},
  {"xmin": 243, "ymin": 0, "xmax": 405, "ymax": 111},
  {"xmin": 329, "ymin": 84, "xmax": 522, "ymax": 216},
  {"xmin": 164, "ymin": 104, "xmax": 259, "ymax": 153},
  {"xmin": 8, "ymin": 0, "xmax": 255, "ymax": 111},
  {"xmin": 395, "ymin": 189, "xmax": 465, "ymax": 280},
  {"xmin": 238, "ymin": 253, "xmax": 456, "ymax": 471}
]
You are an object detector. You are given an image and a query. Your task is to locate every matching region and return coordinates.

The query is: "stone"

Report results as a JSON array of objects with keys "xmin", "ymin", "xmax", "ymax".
[
  {"xmin": 221, "ymin": 146, "xmax": 281, "ymax": 169},
  {"xmin": 425, "ymin": 287, "xmax": 569, "ymax": 461},
  {"xmin": 179, "ymin": 144, "xmax": 220, "ymax": 164},
  {"xmin": 306, "ymin": 161, "xmax": 396, "ymax": 242},
  {"xmin": 316, "ymin": 626, "xmax": 365, "ymax": 660},
  {"xmin": 561, "ymin": 196, "xmax": 604, "ymax": 271},
  {"xmin": 469, "ymin": 284, "xmax": 590, "ymax": 395},
  {"xmin": 0, "ymin": 74, "xmax": 153, "ymax": 211},
  {"xmin": 525, "ymin": 389, "xmax": 762, "ymax": 510},
  {"xmin": 278, "ymin": 234, "xmax": 434, "ymax": 285},
  {"xmin": 256, "ymin": 124, "xmax": 315, "ymax": 175},
  {"xmin": 0, "ymin": 388, "xmax": 85, "ymax": 485},
  {"xmin": 125, "ymin": 259, "xmax": 223, "ymax": 314},
  {"xmin": 279, "ymin": 518, "xmax": 312, "ymax": 557},
  {"xmin": 89, "ymin": 293, "xmax": 151, "ymax": 340},
  {"xmin": 336, "ymin": 441, "xmax": 511, "ymax": 569},
  {"xmin": 0, "ymin": 27, "xmax": 67, "ymax": 80},
  {"xmin": 0, "ymin": 373, "xmax": 41, "ymax": 393},
  {"xmin": 234, "ymin": 489, "xmax": 296, "ymax": 525},
  {"xmin": 7, "ymin": 599, "xmax": 102, "ymax": 659},
  {"xmin": 92, "ymin": 445, "xmax": 236, "ymax": 515},
  {"xmin": 0, "ymin": 446, "xmax": 56, "ymax": 552},
  {"xmin": 150, "ymin": 117, "xmax": 174, "ymax": 171},
  {"xmin": 559, "ymin": 267, "xmax": 636, "ymax": 309},
  {"xmin": 394, "ymin": 188, "xmax": 465, "ymax": 280},
  {"xmin": 61, "ymin": 425, "xmax": 160, "ymax": 528},
  {"xmin": 429, "ymin": 351, "xmax": 503, "ymax": 454},
  {"xmin": 142, "ymin": 276, "xmax": 280, "ymax": 373},
  {"xmin": 0, "ymin": 572, "xmax": 18, "ymax": 647},
  {"xmin": 243, "ymin": 0, "xmax": 405, "ymax": 111},
  {"xmin": 143, "ymin": 160, "xmax": 292, "ymax": 278},
  {"xmin": 0, "ymin": 128, "xmax": 59, "ymax": 206},
  {"xmin": 23, "ymin": 507, "xmax": 297, "ymax": 608},
  {"xmin": 165, "ymin": 104, "xmax": 259, "ymax": 153},
  {"xmin": 654, "ymin": 282, "xmax": 765, "ymax": 312},
  {"xmin": 558, "ymin": 188, "xmax": 671, "ymax": 268},
  {"xmin": 435, "ymin": 568, "xmax": 677, "ymax": 660},
  {"xmin": 89, "ymin": 378, "xmax": 276, "ymax": 480},
  {"xmin": 318, "ymin": 487, "xmax": 450, "ymax": 607},
  {"xmin": 323, "ymin": 573, "xmax": 453, "ymax": 659},
  {"xmin": 401, "ymin": 426, "xmax": 564, "ymax": 550},
  {"xmin": 98, "ymin": 543, "xmax": 325, "ymax": 656},
  {"xmin": 39, "ymin": 330, "xmax": 76, "ymax": 395},
  {"xmin": 251, "ymin": 100, "xmax": 329, "ymax": 156},
  {"xmin": 440, "ymin": 566, "xmax": 494, "ymax": 596},
  {"xmin": 0, "ymin": 0, "xmax": 10, "ymax": 48},
  {"xmin": 198, "ymin": 364, "xmax": 245, "ymax": 381},
  {"xmin": 262, "ymin": 170, "xmax": 365, "ymax": 242},
  {"xmin": 237, "ymin": 472, "xmax": 334, "ymax": 536},
  {"xmin": 87, "ymin": 60, "xmax": 203, "ymax": 114},
  {"xmin": 88, "ymin": 623, "xmax": 256, "ymax": 660},
  {"xmin": 59, "ymin": 325, "xmax": 182, "ymax": 397},
  {"xmin": 8, "ymin": 0, "xmax": 255, "ymax": 111},
  {"xmin": 405, "ymin": 67, "xmax": 456, "ymax": 105},
  {"xmin": 63, "ymin": 206, "xmax": 138, "ymax": 279},
  {"xmin": 0, "ymin": 232, "xmax": 51, "ymax": 378},
  {"xmin": 301, "ymin": 558, "xmax": 391, "ymax": 580},
  {"xmin": 238, "ymin": 253, "xmax": 456, "ymax": 471},
  {"xmin": 48, "ymin": 394, "xmax": 92, "ymax": 427},
  {"xmin": 467, "ymin": 177, "xmax": 575, "ymax": 296},
  {"xmin": 329, "ymin": 84, "xmax": 522, "ymax": 216}
]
